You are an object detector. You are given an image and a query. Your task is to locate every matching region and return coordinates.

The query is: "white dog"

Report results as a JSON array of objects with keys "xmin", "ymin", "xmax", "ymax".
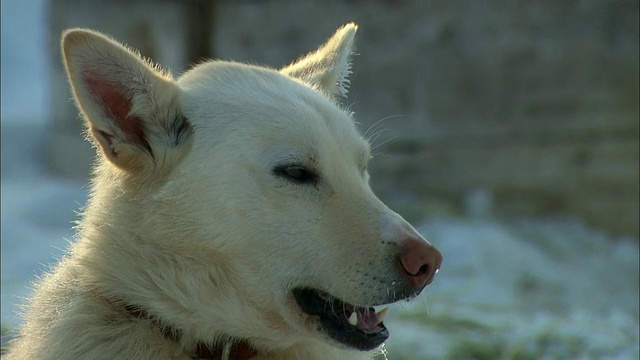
[{"xmin": 6, "ymin": 23, "xmax": 442, "ymax": 360}]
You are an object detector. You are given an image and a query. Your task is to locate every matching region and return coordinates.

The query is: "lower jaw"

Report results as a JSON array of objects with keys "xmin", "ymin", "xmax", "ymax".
[
  {"xmin": 293, "ymin": 288, "xmax": 390, "ymax": 351},
  {"xmin": 320, "ymin": 316, "xmax": 389, "ymax": 351}
]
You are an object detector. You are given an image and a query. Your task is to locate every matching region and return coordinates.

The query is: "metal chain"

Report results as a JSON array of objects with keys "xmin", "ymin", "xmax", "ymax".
[{"xmin": 220, "ymin": 341, "xmax": 232, "ymax": 360}]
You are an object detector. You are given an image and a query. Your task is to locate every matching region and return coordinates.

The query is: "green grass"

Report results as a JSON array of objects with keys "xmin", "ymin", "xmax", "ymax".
[
  {"xmin": 396, "ymin": 312, "xmax": 492, "ymax": 333},
  {"xmin": 393, "ymin": 310, "xmax": 589, "ymax": 359}
]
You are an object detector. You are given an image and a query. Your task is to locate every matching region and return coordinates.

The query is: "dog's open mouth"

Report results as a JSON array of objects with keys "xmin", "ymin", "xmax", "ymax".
[{"xmin": 293, "ymin": 288, "xmax": 390, "ymax": 351}]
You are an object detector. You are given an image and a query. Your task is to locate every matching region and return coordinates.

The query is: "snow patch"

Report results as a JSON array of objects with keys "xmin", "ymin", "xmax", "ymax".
[{"xmin": 384, "ymin": 218, "xmax": 639, "ymax": 359}]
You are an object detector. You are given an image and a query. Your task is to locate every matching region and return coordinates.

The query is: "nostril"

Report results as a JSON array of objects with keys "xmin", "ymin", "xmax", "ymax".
[{"xmin": 416, "ymin": 264, "xmax": 430, "ymax": 276}]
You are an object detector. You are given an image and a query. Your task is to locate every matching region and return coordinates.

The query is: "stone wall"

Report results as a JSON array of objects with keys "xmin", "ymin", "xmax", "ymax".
[
  {"xmin": 213, "ymin": 0, "xmax": 639, "ymax": 236},
  {"xmin": 47, "ymin": 0, "xmax": 639, "ymax": 235}
]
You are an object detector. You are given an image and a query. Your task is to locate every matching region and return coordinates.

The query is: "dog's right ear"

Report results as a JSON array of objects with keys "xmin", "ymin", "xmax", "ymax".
[{"xmin": 62, "ymin": 29, "xmax": 192, "ymax": 177}]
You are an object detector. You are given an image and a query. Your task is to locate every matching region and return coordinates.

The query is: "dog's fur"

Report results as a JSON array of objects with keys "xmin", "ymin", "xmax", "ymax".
[{"xmin": 6, "ymin": 24, "xmax": 441, "ymax": 359}]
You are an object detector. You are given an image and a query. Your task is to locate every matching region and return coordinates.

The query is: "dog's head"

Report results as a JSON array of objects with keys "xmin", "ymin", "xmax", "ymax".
[{"xmin": 62, "ymin": 24, "xmax": 442, "ymax": 354}]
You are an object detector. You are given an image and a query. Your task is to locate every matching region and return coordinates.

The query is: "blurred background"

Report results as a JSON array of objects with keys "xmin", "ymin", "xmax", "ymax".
[{"xmin": 1, "ymin": 0, "xmax": 638, "ymax": 359}]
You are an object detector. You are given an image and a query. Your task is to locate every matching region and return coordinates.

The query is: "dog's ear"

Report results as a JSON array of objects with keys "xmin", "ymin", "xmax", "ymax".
[
  {"xmin": 61, "ymin": 29, "xmax": 192, "ymax": 177},
  {"xmin": 281, "ymin": 23, "xmax": 357, "ymax": 98}
]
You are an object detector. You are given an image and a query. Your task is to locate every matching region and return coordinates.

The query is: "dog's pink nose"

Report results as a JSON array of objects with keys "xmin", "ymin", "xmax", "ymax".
[{"xmin": 399, "ymin": 237, "xmax": 443, "ymax": 288}]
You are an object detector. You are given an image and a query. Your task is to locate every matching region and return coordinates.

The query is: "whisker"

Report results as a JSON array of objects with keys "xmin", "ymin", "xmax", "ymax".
[
  {"xmin": 370, "ymin": 134, "xmax": 399, "ymax": 153},
  {"xmin": 362, "ymin": 114, "xmax": 404, "ymax": 140},
  {"xmin": 367, "ymin": 128, "xmax": 394, "ymax": 150},
  {"xmin": 422, "ymin": 294, "xmax": 431, "ymax": 316}
]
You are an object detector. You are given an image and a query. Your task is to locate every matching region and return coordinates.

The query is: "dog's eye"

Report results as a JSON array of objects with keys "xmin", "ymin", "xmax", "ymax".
[{"xmin": 273, "ymin": 165, "xmax": 319, "ymax": 185}]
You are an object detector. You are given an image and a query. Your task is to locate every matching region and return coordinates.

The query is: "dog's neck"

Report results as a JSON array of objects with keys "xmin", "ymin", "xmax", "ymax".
[{"xmin": 125, "ymin": 304, "xmax": 259, "ymax": 360}]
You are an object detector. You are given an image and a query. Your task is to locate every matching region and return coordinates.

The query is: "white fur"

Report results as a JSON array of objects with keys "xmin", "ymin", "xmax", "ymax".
[{"xmin": 6, "ymin": 24, "xmax": 434, "ymax": 360}]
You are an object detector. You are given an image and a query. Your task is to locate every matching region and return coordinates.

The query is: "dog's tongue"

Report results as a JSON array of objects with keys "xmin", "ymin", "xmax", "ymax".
[
  {"xmin": 348, "ymin": 306, "xmax": 389, "ymax": 333},
  {"xmin": 356, "ymin": 308, "xmax": 380, "ymax": 332}
]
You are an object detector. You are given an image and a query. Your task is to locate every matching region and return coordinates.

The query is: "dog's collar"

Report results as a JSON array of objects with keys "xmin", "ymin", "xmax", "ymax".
[{"xmin": 124, "ymin": 305, "xmax": 259, "ymax": 360}]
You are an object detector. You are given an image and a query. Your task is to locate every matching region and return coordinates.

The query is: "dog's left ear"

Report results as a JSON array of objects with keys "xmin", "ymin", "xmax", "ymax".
[{"xmin": 281, "ymin": 23, "xmax": 357, "ymax": 98}]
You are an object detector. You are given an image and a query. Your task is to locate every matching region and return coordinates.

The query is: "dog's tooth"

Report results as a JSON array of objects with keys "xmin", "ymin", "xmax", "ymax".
[
  {"xmin": 347, "ymin": 312, "xmax": 358, "ymax": 326},
  {"xmin": 375, "ymin": 307, "xmax": 389, "ymax": 324}
]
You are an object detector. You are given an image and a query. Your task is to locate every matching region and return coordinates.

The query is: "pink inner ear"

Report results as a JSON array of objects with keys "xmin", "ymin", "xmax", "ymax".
[{"xmin": 83, "ymin": 70, "xmax": 149, "ymax": 151}]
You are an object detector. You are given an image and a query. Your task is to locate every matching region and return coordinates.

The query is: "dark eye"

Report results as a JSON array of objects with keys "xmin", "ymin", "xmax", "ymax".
[{"xmin": 273, "ymin": 165, "xmax": 319, "ymax": 185}]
